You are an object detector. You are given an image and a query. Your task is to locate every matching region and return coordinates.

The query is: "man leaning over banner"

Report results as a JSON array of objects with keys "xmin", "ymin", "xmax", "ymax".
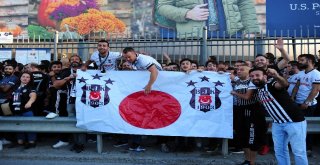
[
  {"xmin": 122, "ymin": 47, "xmax": 163, "ymax": 94},
  {"xmin": 81, "ymin": 39, "xmax": 122, "ymax": 72},
  {"xmin": 121, "ymin": 47, "xmax": 162, "ymax": 152}
]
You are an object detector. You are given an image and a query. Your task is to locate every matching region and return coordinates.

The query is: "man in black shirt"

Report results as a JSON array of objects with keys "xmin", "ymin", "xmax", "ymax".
[
  {"xmin": 30, "ymin": 63, "xmax": 49, "ymax": 116},
  {"xmin": 249, "ymin": 68, "xmax": 308, "ymax": 165},
  {"xmin": 231, "ymin": 65, "xmax": 266, "ymax": 165},
  {"xmin": 52, "ymin": 55, "xmax": 85, "ymax": 153}
]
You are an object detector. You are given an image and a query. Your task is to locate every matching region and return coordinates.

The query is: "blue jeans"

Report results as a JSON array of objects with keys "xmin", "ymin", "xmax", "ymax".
[
  {"xmin": 16, "ymin": 111, "xmax": 37, "ymax": 142},
  {"xmin": 272, "ymin": 120, "xmax": 308, "ymax": 165}
]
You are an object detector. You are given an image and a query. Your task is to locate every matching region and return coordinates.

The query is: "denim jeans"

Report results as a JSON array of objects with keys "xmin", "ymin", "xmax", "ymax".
[
  {"xmin": 16, "ymin": 111, "xmax": 37, "ymax": 142},
  {"xmin": 272, "ymin": 120, "xmax": 308, "ymax": 165},
  {"xmin": 304, "ymin": 105, "xmax": 316, "ymax": 151}
]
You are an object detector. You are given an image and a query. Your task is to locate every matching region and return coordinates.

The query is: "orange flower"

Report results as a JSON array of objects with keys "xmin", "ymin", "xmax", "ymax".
[{"xmin": 60, "ymin": 9, "xmax": 126, "ymax": 35}]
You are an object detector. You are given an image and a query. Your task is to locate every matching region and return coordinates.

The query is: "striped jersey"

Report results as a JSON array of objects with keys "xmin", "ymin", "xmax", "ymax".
[
  {"xmin": 256, "ymin": 80, "xmax": 304, "ymax": 123},
  {"xmin": 233, "ymin": 78, "xmax": 257, "ymax": 106},
  {"xmin": 132, "ymin": 54, "xmax": 163, "ymax": 71}
]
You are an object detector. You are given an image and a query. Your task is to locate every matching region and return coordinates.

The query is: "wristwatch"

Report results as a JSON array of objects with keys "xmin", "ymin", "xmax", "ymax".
[{"xmin": 303, "ymin": 100, "xmax": 311, "ymax": 106}]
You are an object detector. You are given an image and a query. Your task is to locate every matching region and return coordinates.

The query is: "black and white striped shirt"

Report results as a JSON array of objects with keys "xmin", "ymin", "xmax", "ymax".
[
  {"xmin": 256, "ymin": 81, "xmax": 304, "ymax": 123},
  {"xmin": 233, "ymin": 79, "xmax": 257, "ymax": 106}
]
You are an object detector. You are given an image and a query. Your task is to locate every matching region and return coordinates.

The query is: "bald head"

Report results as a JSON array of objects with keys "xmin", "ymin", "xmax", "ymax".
[{"xmin": 237, "ymin": 65, "xmax": 251, "ymax": 80}]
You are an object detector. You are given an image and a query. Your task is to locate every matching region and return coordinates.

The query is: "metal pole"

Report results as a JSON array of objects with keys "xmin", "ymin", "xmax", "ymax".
[
  {"xmin": 254, "ymin": 36, "xmax": 264, "ymax": 56},
  {"xmin": 292, "ymin": 38, "xmax": 297, "ymax": 61},
  {"xmin": 54, "ymin": 31, "xmax": 59, "ymax": 61},
  {"xmin": 200, "ymin": 26, "xmax": 208, "ymax": 65}
]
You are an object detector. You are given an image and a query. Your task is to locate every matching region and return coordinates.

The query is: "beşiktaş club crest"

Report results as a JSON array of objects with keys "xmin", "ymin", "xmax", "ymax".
[
  {"xmin": 77, "ymin": 74, "xmax": 115, "ymax": 108},
  {"xmin": 186, "ymin": 76, "xmax": 223, "ymax": 112}
]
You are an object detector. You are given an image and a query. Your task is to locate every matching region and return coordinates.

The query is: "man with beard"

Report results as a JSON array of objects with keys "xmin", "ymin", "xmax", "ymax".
[
  {"xmin": 253, "ymin": 38, "xmax": 290, "ymax": 155},
  {"xmin": 0, "ymin": 63, "xmax": 18, "ymax": 112},
  {"xmin": 286, "ymin": 61, "xmax": 302, "ymax": 97},
  {"xmin": 290, "ymin": 54, "xmax": 320, "ymax": 156},
  {"xmin": 44, "ymin": 61, "xmax": 70, "ymax": 150},
  {"xmin": 0, "ymin": 63, "xmax": 18, "ymax": 145},
  {"xmin": 230, "ymin": 65, "xmax": 266, "ymax": 165},
  {"xmin": 82, "ymin": 40, "xmax": 121, "ymax": 72},
  {"xmin": 249, "ymin": 67, "xmax": 308, "ymax": 165},
  {"xmin": 48, "ymin": 55, "xmax": 85, "ymax": 152},
  {"xmin": 44, "ymin": 61, "xmax": 62, "ymax": 117}
]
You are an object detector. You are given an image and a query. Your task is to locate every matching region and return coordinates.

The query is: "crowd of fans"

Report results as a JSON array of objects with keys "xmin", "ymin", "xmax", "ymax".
[{"xmin": 0, "ymin": 39, "xmax": 320, "ymax": 165}]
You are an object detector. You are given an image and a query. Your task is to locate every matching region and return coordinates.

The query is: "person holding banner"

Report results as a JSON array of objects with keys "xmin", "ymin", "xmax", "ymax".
[
  {"xmin": 82, "ymin": 39, "xmax": 122, "ymax": 72},
  {"xmin": 122, "ymin": 47, "xmax": 162, "ymax": 94},
  {"xmin": 121, "ymin": 47, "xmax": 162, "ymax": 152},
  {"xmin": 249, "ymin": 68, "xmax": 308, "ymax": 165}
]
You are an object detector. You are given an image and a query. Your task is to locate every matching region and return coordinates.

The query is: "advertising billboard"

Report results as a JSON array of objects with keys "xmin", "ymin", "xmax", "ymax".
[{"xmin": 0, "ymin": 0, "xmax": 318, "ymax": 38}]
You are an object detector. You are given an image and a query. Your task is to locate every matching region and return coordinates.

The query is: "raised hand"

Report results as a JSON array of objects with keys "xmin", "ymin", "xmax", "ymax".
[{"xmin": 275, "ymin": 38, "xmax": 284, "ymax": 51}]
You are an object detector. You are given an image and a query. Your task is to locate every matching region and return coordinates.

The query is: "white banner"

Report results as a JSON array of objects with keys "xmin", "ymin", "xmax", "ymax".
[
  {"xmin": 15, "ymin": 48, "xmax": 51, "ymax": 65},
  {"xmin": 76, "ymin": 70, "xmax": 233, "ymax": 138},
  {"xmin": 0, "ymin": 32, "xmax": 13, "ymax": 44}
]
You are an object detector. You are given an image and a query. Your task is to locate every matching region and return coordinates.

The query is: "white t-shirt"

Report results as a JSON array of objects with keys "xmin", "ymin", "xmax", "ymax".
[
  {"xmin": 90, "ymin": 51, "xmax": 121, "ymax": 71},
  {"xmin": 295, "ymin": 69, "xmax": 320, "ymax": 105},
  {"xmin": 132, "ymin": 54, "xmax": 162, "ymax": 71},
  {"xmin": 287, "ymin": 71, "xmax": 303, "ymax": 96}
]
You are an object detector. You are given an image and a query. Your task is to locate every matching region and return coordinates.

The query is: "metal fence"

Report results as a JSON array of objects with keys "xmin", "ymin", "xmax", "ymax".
[{"xmin": 2, "ymin": 27, "xmax": 320, "ymax": 65}]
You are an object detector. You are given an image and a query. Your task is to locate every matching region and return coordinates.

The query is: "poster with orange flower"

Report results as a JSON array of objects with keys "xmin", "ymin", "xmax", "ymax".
[{"xmin": 0, "ymin": 0, "xmax": 269, "ymax": 38}]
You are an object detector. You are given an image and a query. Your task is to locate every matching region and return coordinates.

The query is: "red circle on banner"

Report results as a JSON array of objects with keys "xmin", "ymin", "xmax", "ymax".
[{"xmin": 119, "ymin": 91, "xmax": 181, "ymax": 129}]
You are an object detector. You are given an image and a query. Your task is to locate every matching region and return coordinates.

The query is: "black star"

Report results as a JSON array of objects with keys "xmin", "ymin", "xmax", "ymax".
[
  {"xmin": 105, "ymin": 78, "xmax": 115, "ymax": 85},
  {"xmin": 77, "ymin": 77, "xmax": 88, "ymax": 83},
  {"xmin": 214, "ymin": 80, "xmax": 225, "ymax": 87},
  {"xmin": 186, "ymin": 80, "xmax": 197, "ymax": 87},
  {"xmin": 200, "ymin": 76, "xmax": 210, "ymax": 82},
  {"xmin": 92, "ymin": 74, "xmax": 102, "ymax": 80}
]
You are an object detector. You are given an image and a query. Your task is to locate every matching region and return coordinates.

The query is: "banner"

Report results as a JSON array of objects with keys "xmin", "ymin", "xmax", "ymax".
[
  {"xmin": 15, "ymin": 48, "xmax": 51, "ymax": 65},
  {"xmin": 267, "ymin": 0, "xmax": 320, "ymax": 37},
  {"xmin": 76, "ymin": 70, "xmax": 233, "ymax": 138},
  {"xmin": 0, "ymin": 32, "xmax": 13, "ymax": 44}
]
